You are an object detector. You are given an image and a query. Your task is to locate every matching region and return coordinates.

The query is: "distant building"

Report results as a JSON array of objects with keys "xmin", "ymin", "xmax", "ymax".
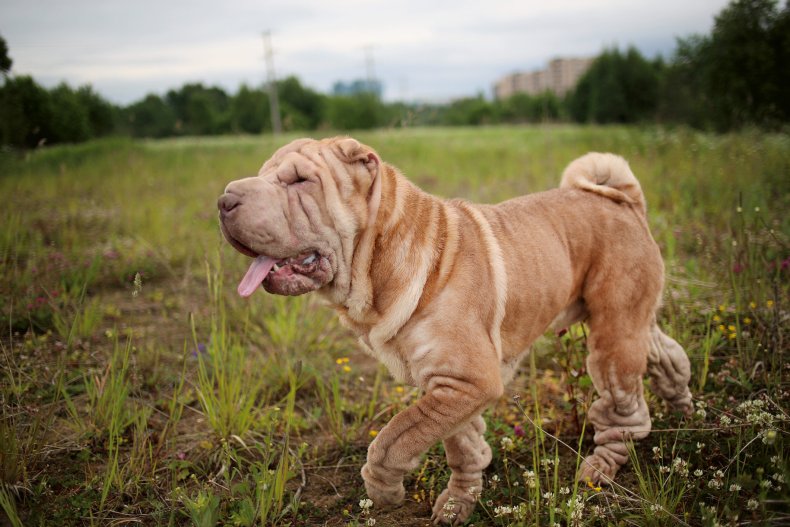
[
  {"xmin": 494, "ymin": 57, "xmax": 594, "ymax": 99},
  {"xmin": 332, "ymin": 79, "xmax": 383, "ymax": 98}
]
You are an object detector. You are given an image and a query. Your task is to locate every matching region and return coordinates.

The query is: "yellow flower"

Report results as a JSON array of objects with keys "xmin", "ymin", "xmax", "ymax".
[
  {"xmin": 743, "ymin": 317, "xmax": 751, "ymax": 325},
  {"xmin": 727, "ymin": 325, "xmax": 736, "ymax": 332},
  {"xmin": 713, "ymin": 315, "xmax": 721, "ymax": 323},
  {"xmin": 369, "ymin": 430, "xmax": 378, "ymax": 438},
  {"xmin": 336, "ymin": 357, "xmax": 350, "ymax": 364},
  {"xmin": 749, "ymin": 301, "xmax": 757, "ymax": 309},
  {"xmin": 718, "ymin": 304, "xmax": 726, "ymax": 312},
  {"xmin": 766, "ymin": 300, "xmax": 774, "ymax": 308},
  {"xmin": 395, "ymin": 386, "xmax": 404, "ymax": 393},
  {"xmin": 728, "ymin": 333, "xmax": 737, "ymax": 340},
  {"xmin": 342, "ymin": 365, "xmax": 351, "ymax": 373},
  {"xmin": 718, "ymin": 324, "xmax": 726, "ymax": 332}
]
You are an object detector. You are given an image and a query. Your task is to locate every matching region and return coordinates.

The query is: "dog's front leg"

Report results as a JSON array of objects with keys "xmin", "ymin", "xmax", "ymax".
[
  {"xmin": 430, "ymin": 414, "xmax": 491, "ymax": 525},
  {"xmin": 362, "ymin": 372, "xmax": 502, "ymax": 518}
]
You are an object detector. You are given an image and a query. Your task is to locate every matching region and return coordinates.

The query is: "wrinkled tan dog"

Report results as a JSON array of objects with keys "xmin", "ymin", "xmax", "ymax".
[{"xmin": 218, "ymin": 137, "xmax": 693, "ymax": 524}]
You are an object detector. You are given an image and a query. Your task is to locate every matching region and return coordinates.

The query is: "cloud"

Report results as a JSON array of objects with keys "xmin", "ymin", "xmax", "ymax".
[{"xmin": 0, "ymin": 0, "xmax": 730, "ymax": 104}]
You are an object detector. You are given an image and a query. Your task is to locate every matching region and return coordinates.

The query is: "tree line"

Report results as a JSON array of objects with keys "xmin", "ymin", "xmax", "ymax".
[{"xmin": 1, "ymin": 0, "xmax": 787, "ymax": 149}]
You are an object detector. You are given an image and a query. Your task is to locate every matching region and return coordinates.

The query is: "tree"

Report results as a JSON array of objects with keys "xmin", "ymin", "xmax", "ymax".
[
  {"xmin": 277, "ymin": 76, "xmax": 325, "ymax": 130},
  {"xmin": 0, "ymin": 76, "xmax": 53, "ymax": 147},
  {"xmin": 0, "ymin": 35, "xmax": 11, "ymax": 77},
  {"xmin": 124, "ymin": 94, "xmax": 176, "ymax": 138},
  {"xmin": 230, "ymin": 84, "xmax": 269, "ymax": 134},
  {"xmin": 568, "ymin": 47, "xmax": 661, "ymax": 124}
]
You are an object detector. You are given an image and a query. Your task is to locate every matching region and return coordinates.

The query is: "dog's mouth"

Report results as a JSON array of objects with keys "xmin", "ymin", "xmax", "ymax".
[
  {"xmin": 238, "ymin": 251, "xmax": 329, "ymax": 297},
  {"xmin": 222, "ymin": 227, "xmax": 331, "ymax": 298}
]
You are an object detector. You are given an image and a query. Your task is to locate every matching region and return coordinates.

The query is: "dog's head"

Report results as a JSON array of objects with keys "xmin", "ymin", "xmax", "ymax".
[{"xmin": 218, "ymin": 137, "xmax": 381, "ymax": 298}]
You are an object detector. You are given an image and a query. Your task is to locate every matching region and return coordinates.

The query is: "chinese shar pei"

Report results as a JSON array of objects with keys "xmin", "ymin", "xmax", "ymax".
[{"xmin": 217, "ymin": 137, "xmax": 693, "ymax": 524}]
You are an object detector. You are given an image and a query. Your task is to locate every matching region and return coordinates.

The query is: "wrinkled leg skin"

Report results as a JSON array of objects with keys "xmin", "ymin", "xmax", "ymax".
[
  {"xmin": 647, "ymin": 324, "xmax": 693, "ymax": 415},
  {"xmin": 430, "ymin": 415, "xmax": 491, "ymax": 525},
  {"xmin": 361, "ymin": 374, "xmax": 501, "ymax": 525},
  {"xmin": 578, "ymin": 321, "xmax": 693, "ymax": 485}
]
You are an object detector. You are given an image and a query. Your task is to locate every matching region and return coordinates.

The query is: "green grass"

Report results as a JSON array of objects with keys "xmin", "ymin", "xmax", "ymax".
[{"xmin": 0, "ymin": 125, "xmax": 788, "ymax": 526}]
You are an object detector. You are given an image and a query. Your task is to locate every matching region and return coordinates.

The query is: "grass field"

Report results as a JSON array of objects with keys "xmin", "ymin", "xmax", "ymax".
[{"xmin": 1, "ymin": 125, "xmax": 788, "ymax": 526}]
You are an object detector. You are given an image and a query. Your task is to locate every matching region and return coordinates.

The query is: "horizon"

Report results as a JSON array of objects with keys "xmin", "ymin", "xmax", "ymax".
[{"xmin": 1, "ymin": 0, "xmax": 730, "ymax": 106}]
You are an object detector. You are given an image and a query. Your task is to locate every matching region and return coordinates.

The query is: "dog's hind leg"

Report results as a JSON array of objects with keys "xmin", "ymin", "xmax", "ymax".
[
  {"xmin": 577, "ymin": 324, "xmax": 653, "ymax": 485},
  {"xmin": 430, "ymin": 414, "xmax": 491, "ymax": 525},
  {"xmin": 647, "ymin": 323, "xmax": 693, "ymax": 415}
]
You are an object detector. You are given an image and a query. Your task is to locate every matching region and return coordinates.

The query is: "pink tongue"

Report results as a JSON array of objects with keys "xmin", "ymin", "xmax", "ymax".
[{"xmin": 238, "ymin": 256, "xmax": 277, "ymax": 297}]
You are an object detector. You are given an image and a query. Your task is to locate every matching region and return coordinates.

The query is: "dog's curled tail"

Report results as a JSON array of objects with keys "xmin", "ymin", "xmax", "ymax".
[{"xmin": 560, "ymin": 152, "xmax": 646, "ymax": 215}]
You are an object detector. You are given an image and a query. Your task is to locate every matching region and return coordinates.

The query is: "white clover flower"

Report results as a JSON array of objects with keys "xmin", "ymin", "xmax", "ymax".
[
  {"xmin": 729, "ymin": 483, "xmax": 741, "ymax": 492},
  {"xmin": 366, "ymin": 519, "xmax": 376, "ymax": 526},
  {"xmin": 694, "ymin": 469, "xmax": 704, "ymax": 477},
  {"xmin": 760, "ymin": 479, "xmax": 773, "ymax": 490},
  {"xmin": 442, "ymin": 497, "xmax": 457, "ymax": 521},
  {"xmin": 720, "ymin": 415, "xmax": 732, "ymax": 426},
  {"xmin": 747, "ymin": 499, "xmax": 759, "ymax": 510},
  {"xmin": 650, "ymin": 503, "xmax": 662, "ymax": 513},
  {"xmin": 494, "ymin": 505, "xmax": 513, "ymax": 517},
  {"xmin": 696, "ymin": 442, "xmax": 705, "ymax": 453},
  {"xmin": 490, "ymin": 474, "xmax": 500, "ymax": 482},
  {"xmin": 695, "ymin": 408, "xmax": 707, "ymax": 419},
  {"xmin": 500, "ymin": 436, "xmax": 514, "ymax": 451},
  {"xmin": 770, "ymin": 455, "xmax": 780, "ymax": 464},
  {"xmin": 771, "ymin": 473, "xmax": 785, "ymax": 483},
  {"xmin": 659, "ymin": 465, "xmax": 671, "ymax": 474},
  {"xmin": 543, "ymin": 491, "xmax": 555, "ymax": 502},
  {"xmin": 523, "ymin": 470, "xmax": 537, "ymax": 489},
  {"xmin": 672, "ymin": 457, "xmax": 689, "ymax": 477},
  {"xmin": 359, "ymin": 498, "xmax": 373, "ymax": 511},
  {"xmin": 652, "ymin": 446, "xmax": 662, "ymax": 459},
  {"xmin": 559, "ymin": 486, "xmax": 570, "ymax": 495}
]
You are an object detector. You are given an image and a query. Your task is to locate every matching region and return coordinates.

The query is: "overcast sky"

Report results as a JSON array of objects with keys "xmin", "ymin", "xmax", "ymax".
[{"xmin": 1, "ymin": 0, "xmax": 730, "ymax": 105}]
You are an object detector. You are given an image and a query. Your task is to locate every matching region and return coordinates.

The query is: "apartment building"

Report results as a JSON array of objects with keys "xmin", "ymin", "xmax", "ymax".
[{"xmin": 494, "ymin": 57, "xmax": 594, "ymax": 99}]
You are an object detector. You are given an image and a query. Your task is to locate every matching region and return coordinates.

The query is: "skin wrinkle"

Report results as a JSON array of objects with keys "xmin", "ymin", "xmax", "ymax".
[{"xmin": 218, "ymin": 138, "xmax": 694, "ymax": 524}]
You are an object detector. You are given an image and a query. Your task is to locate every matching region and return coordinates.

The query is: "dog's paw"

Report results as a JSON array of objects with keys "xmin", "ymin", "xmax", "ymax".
[
  {"xmin": 361, "ymin": 463, "xmax": 405, "ymax": 508},
  {"xmin": 430, "ymin": 488, "xmax": 477, "ymax": 526},
  {"xmin": 577, "ymin": 454, "xmax": 619, "ymax": 486}
]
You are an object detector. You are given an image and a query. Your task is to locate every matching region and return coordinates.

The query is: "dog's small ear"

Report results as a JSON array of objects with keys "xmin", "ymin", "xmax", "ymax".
[{"xmin": 337, "ymin": 138, "xmax": 379, "ymax": 174}]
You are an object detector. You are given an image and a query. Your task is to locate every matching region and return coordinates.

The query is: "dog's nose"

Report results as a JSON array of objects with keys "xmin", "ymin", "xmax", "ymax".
[{"xmin": 218, "ymin": 193, "xmax": 242, "ymax": 216}]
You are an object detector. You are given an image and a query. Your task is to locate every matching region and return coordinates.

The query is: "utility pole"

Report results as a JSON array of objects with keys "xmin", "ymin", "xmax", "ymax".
[{"xmin": 263, "ymin": 31, "xmax": 283, "ymax": 135}]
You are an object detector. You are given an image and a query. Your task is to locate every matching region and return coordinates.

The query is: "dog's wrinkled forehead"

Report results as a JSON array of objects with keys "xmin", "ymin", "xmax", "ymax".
[{"xmin": 258, "ymin": 138, "xmax": 316, "ymax": 175}]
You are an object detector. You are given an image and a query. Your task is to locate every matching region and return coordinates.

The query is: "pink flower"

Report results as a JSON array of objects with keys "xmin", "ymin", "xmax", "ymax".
[{"xmin": 513, "ymin": 425, "xmax": 525, "ymax": 437}]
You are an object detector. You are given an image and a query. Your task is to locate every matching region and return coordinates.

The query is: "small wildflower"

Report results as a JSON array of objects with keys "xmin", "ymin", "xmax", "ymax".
[
  {"xmin": 766, "ymin": 300, "xmax": 774, "ymax": 308},
  {"xmin": 718, "ymin": 304, "xmax": 726, "ymax": 312},
  {"xmin": 760, "ymin": 479, "xmax": 773, "ymax": 490},
  {"xmin": 749, "ymin": 301, "xmax": 757, "ymax": 309},
  {"xmin": 743, "ymin": 317, "xmax": 751, "ymax": 325},
  {"xmin": 442, "ymin": 497, "xmax": 457, "ymax": 521},
  {"xmin": 369, "ymin": 430, "xmax": 378, "ymax": 438},
  {"xmin": 720, "ymin": 415, "xmax": 732, "ymax": 426},
  {"xmin": 696, "ymin": 442, "xmax": 705, "ymax": 453},
  {"xmin": 713, "ymin": 314, "xmax": 721, "ymax": 322},
  {"xmin": 718, "ymin": 324, "xmax": 726, "ymax": 332},
  {"xmin": 650, "ymin": 503, "xmax": 662, "ymax": 513},
  {"xmin": 500, "ymin": 436, "xmax": 514, "ymax": 451},
  {"xmin": 132, "ymin": 272, "xmax": 143, "ymax": 297},
  {"xmin": 729, "ymin": 483, "xmax": 741, "ymax": 492},
  {"xmin": 695, "ymin": 408, "xmax": 707, "ymax": 419},
  {"xmin": 747, "ymin": 499, "xmax": 759, "ymax": 510},
  {"xmin": 395, "ymin": 386, "xmax": 404, "ymax": 393},
  {"xmin": 542, "ymin": 491, "xmax": 554, "ymax": 502},
  {"xmin": 559, "ymin": 486, "xmax": 570, "ymax": 495},
  {"xmin": 513, "ymin": 424, "xmax": 525, "ymax": 437},
  {"xmin": 659, "ymin": 465, "xmax": 671, "ymax": 474},
  {"xmin": 359, "ymin": 498, "xmax": 373, "ymax": 511},
  {"xmin": 694, "ymin": 469, "xmax": 704, "ymax": 477},
  {"xmin": 771, "ymin": 473, "xmax": 785, "ymax": 483},
  {"xmin": 736, "ymin": 206, "xmax": 742, "ymax": 213},
  {"xmin": 728, "ymin": 332, "xmax": 737, "ymax": 340},
  {"xmin": 754, "ymin": 206, "xmax": 760, "ymax": 212},
  {"xmin": 342, "ymin": 365, "xmax": 352, "ymax": 373},
  {"xmin": 652, "ymin": 445, "xmax": 662, "ymax": 460},
  {"xmin": 586, "ymin": 480, "xmax": 601, "ymax": 492},
  {"xmin": 366, "ymin": 519, "xmax": 376, "ymax": 526},
  {"xmin": 523, "ymin": 470, "xmax": 536, "ymax": 489}
]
